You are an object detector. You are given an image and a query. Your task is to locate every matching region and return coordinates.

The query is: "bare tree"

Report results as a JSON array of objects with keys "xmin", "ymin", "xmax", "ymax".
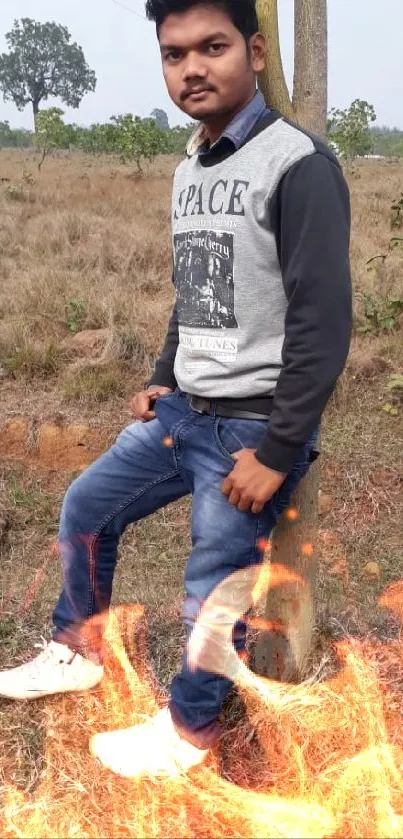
[{"xmin": 253, "ymin": 0, "xmax": 328, "ymax": 680}]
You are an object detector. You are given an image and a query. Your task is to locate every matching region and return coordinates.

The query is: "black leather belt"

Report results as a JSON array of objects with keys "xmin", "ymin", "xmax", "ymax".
[{"xmin": 187, "ymin": 394, "xmax": 273, "ymax": 421}]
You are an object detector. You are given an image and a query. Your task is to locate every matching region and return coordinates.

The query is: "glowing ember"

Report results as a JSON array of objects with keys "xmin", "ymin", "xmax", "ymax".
[
  {"xmin": 302, "ymin": 542, "xmax": 314, "ymax": 556},
  {"xmin": 162, "ymin": 436, "xmax": 174, "ymax": 448},
  {"xmin": 285, "ymin": 508, "xmax": 299, "ymax": 521},
  {"xmin": 2, "ymin": 575, "xmax": 403, "ymax": 838},
  {"xmin": 256, "ymin": 537, "xmax": 271, "ymax": 553}
]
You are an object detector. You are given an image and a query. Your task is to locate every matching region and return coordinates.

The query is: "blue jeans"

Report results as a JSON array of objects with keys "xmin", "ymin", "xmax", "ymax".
[{"xmin": 53, "ymin": 389, "xmax": 318, "ymax": 748}]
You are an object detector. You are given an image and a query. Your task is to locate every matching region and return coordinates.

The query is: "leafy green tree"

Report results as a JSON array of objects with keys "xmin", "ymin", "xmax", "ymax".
[
  {"xmin": 111, "ymin": 114, "xmax": 168, "ymax": 172},
  {"xmin": 151, "ymin": 108, "xmax": 170, "ymax": 130},
  {"xmin": 0, "ymin": 19, "xmax": 96, "ymax": 127},
  {"xmin": 34, "ymin": 107, "xmax": 67, "ymax": 170},
  {"xmin": 327, "ymin": 99, "xmax": 377, "ymax": 159}
]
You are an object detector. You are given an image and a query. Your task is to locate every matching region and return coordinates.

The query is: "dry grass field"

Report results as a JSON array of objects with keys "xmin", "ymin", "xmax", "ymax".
[{"xmin": 0, "ymin": 149, "xmax": 402, "ymax": 836}]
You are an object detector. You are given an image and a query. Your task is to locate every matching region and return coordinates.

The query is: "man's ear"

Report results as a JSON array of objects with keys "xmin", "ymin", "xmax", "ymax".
[{"xmin": 249, "ymin": 32, "xmax": 266, "ymax": 74}]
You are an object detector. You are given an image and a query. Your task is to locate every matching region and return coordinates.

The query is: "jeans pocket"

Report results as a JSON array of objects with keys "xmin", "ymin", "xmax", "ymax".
[{"xmin": 213, "ymin": 417, "xmax": 269, "ymax": 463}]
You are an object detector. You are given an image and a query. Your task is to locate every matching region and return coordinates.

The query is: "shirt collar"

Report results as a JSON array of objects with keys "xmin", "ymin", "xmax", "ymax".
[{"xmin": 186, "ymin": 90, "xmax": 268, "ymax": 158}]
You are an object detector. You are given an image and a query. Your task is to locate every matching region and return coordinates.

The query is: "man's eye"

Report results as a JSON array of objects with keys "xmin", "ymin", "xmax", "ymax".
[
  {"xmin": 207, "ymin": 43, "xmax": 226, "ymax": 54},
  {"xmin": 165, "ymin": 51, "xmax": 181, "ymax": 63}
]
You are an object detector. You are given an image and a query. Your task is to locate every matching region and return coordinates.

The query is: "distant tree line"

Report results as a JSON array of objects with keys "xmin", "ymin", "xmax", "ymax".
[
  {"xmin": 1, "ymin": 101, "xmax": 402, "ymax": 167},
  {"xmin": 0, "ymin": 120, "xmax": 33, "ymax": 148},
  {"xmin": 0, "ymin": 109, "xmax": 194, "ymax": 168},
  {"xmin": 370, "ymin": 126, "xmax": 403, "ymax": 158}
]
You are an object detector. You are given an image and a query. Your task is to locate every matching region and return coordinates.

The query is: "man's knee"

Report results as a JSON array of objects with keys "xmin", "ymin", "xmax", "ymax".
[{"xmin": 59, "ymin": 470, "xmax": 99, "ymax": 536}]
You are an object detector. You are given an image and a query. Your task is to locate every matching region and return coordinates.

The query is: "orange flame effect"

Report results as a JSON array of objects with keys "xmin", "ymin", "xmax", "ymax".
[{"xmin": 2, "ymin": 575, "xmax": 403, "ymax": 837}]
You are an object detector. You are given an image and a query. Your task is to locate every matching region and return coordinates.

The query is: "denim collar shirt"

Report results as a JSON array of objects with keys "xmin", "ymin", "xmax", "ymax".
[{"xmin": 186, "ymin": 90, "xmax": 270, "ymax": 158}]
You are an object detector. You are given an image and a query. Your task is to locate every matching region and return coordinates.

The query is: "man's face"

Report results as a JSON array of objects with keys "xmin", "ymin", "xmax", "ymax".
[{"xmin": 159, "ymin": 4, "xmax": 266, "ymax": 123}]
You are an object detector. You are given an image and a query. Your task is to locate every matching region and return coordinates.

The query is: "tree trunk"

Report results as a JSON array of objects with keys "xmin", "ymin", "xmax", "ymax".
[
  {"xmin": 256, "ymin": 0, "xmax": 328, "ymax": 138},
  {"xmin": 252, "ymin": 460, "xmax": 320, "ymax": 681},
  {"xmin": 256, "ymin": 0, "xmax": 296, "ymax": 120},
  {"xmin": 254, "ymin": 0, "xmax": 327, "ymax": 681},
  {"xmin": 32, "ymin": 100, "xmax": 40, "ymax": 132},
  {"xmin": 293, "ymin": 0, "xmax": 328, "ymax": 136}
]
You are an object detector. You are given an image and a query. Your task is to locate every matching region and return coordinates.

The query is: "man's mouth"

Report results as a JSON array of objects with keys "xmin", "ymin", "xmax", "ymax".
[{"xmin": 183, "ymin": 88, "xmax": 214, "ymax": 102}]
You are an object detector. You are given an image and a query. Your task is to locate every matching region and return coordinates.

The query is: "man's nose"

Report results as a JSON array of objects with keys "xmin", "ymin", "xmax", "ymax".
[{"xmin": 182, "ymin": 51, "xmax": 208, "ymax": 81}]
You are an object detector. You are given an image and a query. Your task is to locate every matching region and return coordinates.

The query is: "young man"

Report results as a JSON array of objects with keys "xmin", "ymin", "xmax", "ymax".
[{"xmin": 0, "ymin": 0, "xmax": 352, "ymax": 777}]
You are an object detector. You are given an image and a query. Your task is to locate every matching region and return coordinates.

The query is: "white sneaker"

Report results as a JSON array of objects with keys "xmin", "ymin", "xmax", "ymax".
[
  {"xmin": 90, "ymin": 707, "xmax": 209, "ymax": 778},
  {"xmin": 0, "ymin": 639, "xmax": 104, "ymax": 700}
]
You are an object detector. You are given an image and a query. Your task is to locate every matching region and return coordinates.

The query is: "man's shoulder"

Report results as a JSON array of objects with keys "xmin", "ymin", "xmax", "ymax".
[
  {"xmin": 256, "ymin": 111, "xmax": 339, "ymax": 169},
  {"xmin": 174, "ymin": 152, "xmax": 195, "ymax": 180}
]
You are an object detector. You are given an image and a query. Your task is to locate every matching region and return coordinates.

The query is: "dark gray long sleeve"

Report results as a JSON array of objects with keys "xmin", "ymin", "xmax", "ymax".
[
  {"xmin": 255, "ymin": 151, "xmax": 352, "ymax": 473},
  {"xmin": 146, "ymin": 300, "xmax": 179, "ymax": 390}
]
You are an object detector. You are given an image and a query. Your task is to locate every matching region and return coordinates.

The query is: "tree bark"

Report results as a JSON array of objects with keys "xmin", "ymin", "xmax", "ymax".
[
  {"xmin": 293, "ymin": 0, "xmax": 328, "ymax": 136},
  {"xmin": 256, "ymin": 0, "xmax": 295, "ymax": 120},
  {"xmin": 252, "ymin": 459, "xmax": 320, "ymax": 681},
  {"xmin": 32, "ymin": 100, "xmax": 40, "ymax": 133},
  {"xmin": 254, "ymin": 0, "xmax": 327, "ymax": 681}
]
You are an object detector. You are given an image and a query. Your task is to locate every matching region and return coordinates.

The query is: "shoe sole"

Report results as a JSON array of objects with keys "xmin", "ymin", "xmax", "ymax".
[{"xmin": 0, "ymin": 674, "xmax": 104, "ymax": 700}]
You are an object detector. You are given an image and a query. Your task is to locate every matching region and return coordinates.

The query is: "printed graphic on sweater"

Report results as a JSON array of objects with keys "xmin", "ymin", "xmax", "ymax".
[
  {"xmin": 178, "ymin": 328, "xmax": 239, "ymax": 365},
  {"xmin": 174, "ymin": 230, "xmax": 238, "ymax": 330}
]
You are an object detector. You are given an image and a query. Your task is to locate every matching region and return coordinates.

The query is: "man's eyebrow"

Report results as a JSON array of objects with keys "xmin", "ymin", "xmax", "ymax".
[{"xmin": 160, "ymin": 32, "xmax": 230, "ymax": 51}]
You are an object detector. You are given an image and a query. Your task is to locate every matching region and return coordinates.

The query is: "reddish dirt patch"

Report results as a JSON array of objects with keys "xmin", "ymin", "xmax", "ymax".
[{"xmin": 0, "ymin": 418, "xmax": 108, "ymax": 471}]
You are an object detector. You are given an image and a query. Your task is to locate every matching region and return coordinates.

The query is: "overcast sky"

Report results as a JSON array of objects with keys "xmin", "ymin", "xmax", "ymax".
[{"xmin": 0, "ymin": 0, "xmax": 402, "ymax": 131}]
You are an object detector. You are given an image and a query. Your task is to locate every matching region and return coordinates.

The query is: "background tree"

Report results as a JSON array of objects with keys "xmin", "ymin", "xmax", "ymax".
[
  {"xmin": 253, "ymin": 0, "xmax": 327, "ymax": 681},
  {"xmin": 151, "ymin": 107, "xmax": 170, "ymax": 131},
  {"xmin": 111, "ymin": 114, "xmax": 168, "ymax": 172},
  {"xmin": 0, "ymin": 18, "xmax": 97, "ymax": 128},
  {"xmin": 328, "ymin": 99, "xmax": 377, "ymax": 160},
  {"xmin": 34, "ymin": 107, "xmax": 67, "ymax": 170}
]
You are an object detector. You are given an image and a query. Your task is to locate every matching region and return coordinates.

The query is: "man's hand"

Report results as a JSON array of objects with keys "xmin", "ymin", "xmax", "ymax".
[
  {"xmin": 130, "ymin": 386, "xmax": 173, "ymax": 422},
  {"xmin": 221, "ymin": 449, "xmax": 286, "ymax": 514}
]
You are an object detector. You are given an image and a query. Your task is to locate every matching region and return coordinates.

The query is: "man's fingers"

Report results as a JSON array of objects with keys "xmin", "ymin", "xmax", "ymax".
[
  {"xmin": 229, "ymin": 489, "xmax": 241, "ymax": 507},
  {"xmin": 130, "ymin": 392, "xmax": 155, "ymax": 421},
  {"xmin": 221, "ymin": 476, "xmax": 233, "ymax": 496},
  {"xmin": 237, "ymin": 496, "xmax": 253, "ymax": 513},
  {"xmin": 251, "ymin": 500, "xmax": 265, "ymax": 515},
  {"xmin": 131, "ymin": 395, "xmax": 146, "ymax": 415}
]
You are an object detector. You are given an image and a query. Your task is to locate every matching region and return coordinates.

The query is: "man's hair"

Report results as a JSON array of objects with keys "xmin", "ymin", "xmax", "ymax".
[{"xmin": 145, "ymin": 0, "xmax": 259, "ymax": 42}]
